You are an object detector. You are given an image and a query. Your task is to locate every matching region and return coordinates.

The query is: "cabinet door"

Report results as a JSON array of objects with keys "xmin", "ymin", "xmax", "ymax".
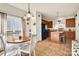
[
  {"xmin": 48, "ymin": 21, "xmax": 53, "ymax": 28},
  {"xmin": 65, "ymin": 32, "xmax": 71, "ymax": 39},
  {"xmin": 42, "ymin": 20, "xmax": 53, "ymax": 28},
  {"xmin": 69, "ymin": 19, "xmax": 75, "ymax": 27},
  {"xmin": 66, "ymin": 18, "xmax": 75, "ymax": 27},
  {"xmin": 70, "ymin": 32, "xmax": 75, "ymax": 40},
  {"xmin": 65, "ymin": 32, "xmax": 75, "ymax": 40}
]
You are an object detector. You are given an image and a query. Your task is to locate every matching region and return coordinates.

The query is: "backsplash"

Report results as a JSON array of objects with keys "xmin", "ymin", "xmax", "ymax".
[{"xmin": 65, "ymin": 28, "xmax": 76, "ymax": 31}]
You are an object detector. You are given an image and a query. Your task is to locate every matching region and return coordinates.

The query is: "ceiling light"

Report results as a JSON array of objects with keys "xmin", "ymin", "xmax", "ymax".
[{"xmin": 23, "ymin": 3, "xmax": 32, "ymax": 20}]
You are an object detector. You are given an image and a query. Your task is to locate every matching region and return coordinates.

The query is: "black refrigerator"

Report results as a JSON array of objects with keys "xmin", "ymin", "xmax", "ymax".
[{"xmin": 42, "ymin": 23, "xmax": 49, "ymax": 40}]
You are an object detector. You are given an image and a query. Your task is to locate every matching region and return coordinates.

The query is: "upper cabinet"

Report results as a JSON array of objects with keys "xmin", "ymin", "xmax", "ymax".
[
  {"xmin": 66, "ymin": 18, "xmax": 75, "ymax": 27},
  {"xmin": 42, "ymin": 19, "xmax": 53, "ymax": 28}
]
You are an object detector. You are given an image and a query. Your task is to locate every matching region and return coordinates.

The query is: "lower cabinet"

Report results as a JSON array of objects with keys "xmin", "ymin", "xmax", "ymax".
[
  {"xmin": 65, "ymin": 31, "xmax": 75, "ymax": 40},
  {"xmin": 50, "ymin": 31, "xmax": 75, "ymax": 43}
]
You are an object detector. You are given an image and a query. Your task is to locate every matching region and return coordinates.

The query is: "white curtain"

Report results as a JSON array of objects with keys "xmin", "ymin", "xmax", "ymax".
[
  {"xmin": 0, "ymin": 12, "xmax": 7, "ymax": 35},
  {"xmin": 0, "ymin": 12, "xmax": 7, "ymax": 49}
]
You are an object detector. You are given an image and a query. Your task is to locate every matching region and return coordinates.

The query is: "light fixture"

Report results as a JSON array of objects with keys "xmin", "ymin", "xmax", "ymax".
[
  {"xmin": 56, "ymin": 11, "xmax": 63, "ymax": 25},
  {"xmin": 56, "ymin": 11, "xmax": 60, "ymax": 19},
  {"xmin": 56, "ymin": 11, "xmax": 63, "ymax": 20},
  {"xmin": 23, "ymin": 3, "xmax": 32, "ymax": 20}
]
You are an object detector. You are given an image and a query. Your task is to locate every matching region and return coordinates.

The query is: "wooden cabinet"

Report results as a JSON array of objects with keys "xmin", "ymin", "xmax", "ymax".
[
  {"xmin": 65, "ymin": 31, "xmax": 75, "ymax": 40},
  {"xmin": 42, "ymin": 19, "xmax": 53, "ymax": 28},
  {"xmin": 47, "ymin": 21, "xmax": 52, "ymax": 28},
  {"xmin": 42, "ymin": 19, "xmax": 53, "ymax": 38},
  {"xmin": 66, "ymin": 18, "xmax": 75, "ymax": 27}
]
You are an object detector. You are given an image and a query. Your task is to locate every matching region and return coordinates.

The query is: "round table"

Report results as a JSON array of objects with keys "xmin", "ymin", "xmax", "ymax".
[{"xmin": 7, "ymin": 36, "xmax": 30, "ymax": 56}]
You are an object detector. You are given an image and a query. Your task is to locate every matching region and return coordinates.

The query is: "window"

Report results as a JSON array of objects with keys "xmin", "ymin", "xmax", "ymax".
[{"xmin": 7, "ymin": 15, "xmax": 23, "ymax": 40}]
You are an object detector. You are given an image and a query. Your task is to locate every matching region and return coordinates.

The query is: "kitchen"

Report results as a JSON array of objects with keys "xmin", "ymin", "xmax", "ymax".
[
  {"xmin": 41, "ymin": 15, "xmax": 79, "ymax": 56},
  {"xmin": 42, "ymin": 17, "xmax": 75, "ymax": 42},
  {"xmin": 0, "ymin": 3, "xmax": 79, "ymax": 56}
]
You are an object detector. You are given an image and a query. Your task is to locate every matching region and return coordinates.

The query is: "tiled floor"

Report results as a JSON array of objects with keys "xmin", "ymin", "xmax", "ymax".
[
  {"xmin": 35, "ymin": 38, "xmax": 72, "ymax": 56},
  {"xmin": 0, "ymin": 38, "xmax": 72, "ymax": 56}
]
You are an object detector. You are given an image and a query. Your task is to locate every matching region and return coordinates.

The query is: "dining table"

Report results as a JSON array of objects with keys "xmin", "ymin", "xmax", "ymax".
[{"xmin": 7, "ymin": 36, "xmax": 30, "ymax": 56}]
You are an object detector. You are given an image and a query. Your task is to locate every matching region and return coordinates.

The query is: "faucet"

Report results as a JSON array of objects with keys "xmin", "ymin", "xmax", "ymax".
[{"xmin": 0, "ymin": 34, "xmax": 6, "ymax": 56}]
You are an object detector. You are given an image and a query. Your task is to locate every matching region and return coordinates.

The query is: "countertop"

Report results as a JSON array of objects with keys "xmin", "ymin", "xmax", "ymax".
[
  {"xmin": 48, "ymin": 28, "xmax": 75, "ymax": 32},
  {"xmin": 48, "ymin": 28, "xmax": 64, "ymax": 33}
]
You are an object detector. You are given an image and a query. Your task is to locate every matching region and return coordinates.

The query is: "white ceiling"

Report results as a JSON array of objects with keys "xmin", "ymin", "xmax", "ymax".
[
  {"xmin": 0, "ymin": 3, "xmax": 26, "ymax": 17},
  {"xmin": 5, "ymin": 3, "xmax": 79, "ymax": 20}
]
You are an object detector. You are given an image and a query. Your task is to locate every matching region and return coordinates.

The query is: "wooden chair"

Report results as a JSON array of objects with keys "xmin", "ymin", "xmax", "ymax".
[{"xmin": 19, "ymin": 35, "xmax": 36, "ymax": 56}]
